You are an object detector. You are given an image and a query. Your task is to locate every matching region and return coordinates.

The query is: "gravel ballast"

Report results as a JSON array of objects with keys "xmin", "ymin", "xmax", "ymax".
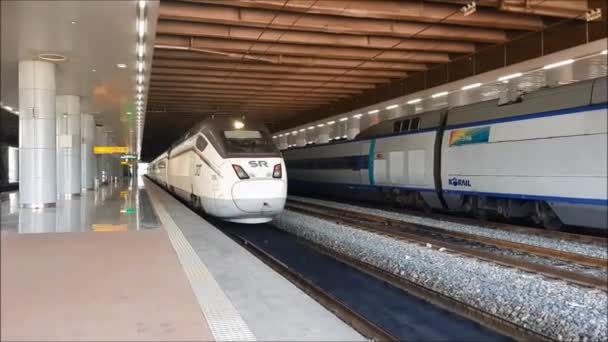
[
  {"xmin": 272, "ymin": 210, "xmax": 608, "ymax": 342},
  {"xmin": 289, "ymin": 195, "xmax": 608, "ymax": 259}
]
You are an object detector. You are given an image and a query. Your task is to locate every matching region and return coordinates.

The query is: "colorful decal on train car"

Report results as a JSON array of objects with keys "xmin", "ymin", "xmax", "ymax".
[{"xmin": 449, "ymin": 126, "xmax": 490, "ymax": 146}]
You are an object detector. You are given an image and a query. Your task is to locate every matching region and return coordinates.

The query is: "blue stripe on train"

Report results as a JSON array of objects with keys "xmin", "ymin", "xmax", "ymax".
[{"xmin": 288, "ymin": 179, "xmax": 607, "ymax": 206}]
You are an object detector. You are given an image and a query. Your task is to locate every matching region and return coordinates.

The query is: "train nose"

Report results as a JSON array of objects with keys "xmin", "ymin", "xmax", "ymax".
[{"xmin": 231, "ymin": 180, "xmax": 286, "ymax": 214}]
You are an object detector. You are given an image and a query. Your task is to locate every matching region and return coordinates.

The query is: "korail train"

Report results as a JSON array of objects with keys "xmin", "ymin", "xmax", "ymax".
[
  {"xmin": 148, "ymin": 117, "xmax": 286, "ymax": 224},
  {"xmin": 283, "ymin": 77, "xmax": 607, "ymax": 230}
]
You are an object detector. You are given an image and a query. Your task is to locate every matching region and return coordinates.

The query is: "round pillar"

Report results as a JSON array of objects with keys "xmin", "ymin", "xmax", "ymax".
[
  {"xmin": 56, "ymin": 95, "xmax": 81, "ymax": 198},
  {"xmin": 18, "ymin": 60, "xmax": 56, "ymax": 208},
  {"xmin": 347, "ymin": 118, "xmax": 360, "ymax": 140},
  {"xmin": 81, "ymin": 113, "xmax": 95, "ymax": 190},
  {"xmin": 95, "ymin": 126, "xmax": 104, "ymax": 184}
]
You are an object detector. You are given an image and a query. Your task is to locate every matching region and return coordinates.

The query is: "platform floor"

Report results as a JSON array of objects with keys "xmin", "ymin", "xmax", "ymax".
[{"xmin": 0, "ymin": 177, "xmax": 362, "ymax": 341}]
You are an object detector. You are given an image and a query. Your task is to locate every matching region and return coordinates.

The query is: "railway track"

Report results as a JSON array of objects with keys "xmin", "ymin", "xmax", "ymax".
[
  {"xmin": 221, "ymin": 223, "xmax": 541, "ymax": 342},
  {"xmin": 293, "ymin": 195, "xmax": 608, "ymax": 246},
  {"xmin": 286, "ymin": 199, "xmax": 608, "ymax": 291}
]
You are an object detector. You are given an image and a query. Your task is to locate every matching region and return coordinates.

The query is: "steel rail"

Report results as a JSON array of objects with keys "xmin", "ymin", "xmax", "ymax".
[
  {"xmin": 295, "ymin": 235, "xmax": 552, "ymax": 342},
  {"xmin": 288, "ymin": 199, "xmax": 607, "ymax": 268},
  {"xmin": 337, "ymin": 198, "xmax": 608, "ymax": 247},
  {"xmin": 286, "ymin": 200, "xmax": 608, "ymax": 291},
  {"xmin": 228, "ymin": 231, "xmax": 399, "ymax": 342}
]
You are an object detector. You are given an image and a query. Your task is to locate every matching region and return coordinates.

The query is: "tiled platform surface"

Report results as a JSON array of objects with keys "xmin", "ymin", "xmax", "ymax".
[
  {"xmin": 1, "ymin": 178, "xmax": 363, "ymax": 341},
  {"xmin": 0, "ymin": 229, "xmax": 212, "ymax": 341},
  {"xmin": 145, "ymin": 179, "xmax": 363, "ymax": 341}
]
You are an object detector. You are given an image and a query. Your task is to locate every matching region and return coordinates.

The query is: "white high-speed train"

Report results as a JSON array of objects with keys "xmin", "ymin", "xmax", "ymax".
[
  {"xmin": 284, "ymin": 77, "xmax": 608, "ymax": 230},
  {"xmin": 149, "ymin": 117, "xmax": 287, "ymax": 223}
]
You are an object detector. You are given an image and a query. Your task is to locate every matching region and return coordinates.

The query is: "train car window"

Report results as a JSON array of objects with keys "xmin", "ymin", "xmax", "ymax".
[
  {"xmin": 158, "ymin": 161, "xmax": 166, "ymax": 169},
  {"xmin": 393, "ymin": 121, "xmax": 402, "ymax": 133},
  {"xmin": 223, "ymin": 130, "xmax": 277, "ymax": 153},
  {"xmin": 410, "ymin": 118, "xmax": 420, "ymax": 130},
  {"xmin": 401, "ymin": 119, "xmax": 411, "ymax": 132},
  {"xmin": 196, "ymin": 136, "xmax": 208, "ymax": 151}
]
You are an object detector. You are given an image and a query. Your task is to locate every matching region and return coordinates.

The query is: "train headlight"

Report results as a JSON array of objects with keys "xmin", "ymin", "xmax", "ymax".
[
  {"xmin": 273, "ymin": 164, "xmax": 282, "ymax": 178},
  {"xmin": 232, "ymin": 164, "xmax": 250, "ymax": 179}
]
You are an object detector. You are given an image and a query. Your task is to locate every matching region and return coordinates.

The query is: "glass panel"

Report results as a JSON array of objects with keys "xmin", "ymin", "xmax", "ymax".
[
  {"xmin": 410, "ymin": 117, "xmax": 420, "ymax": 130},
  {"xmin": 393, "ymin": 121, "xmax": 402, "ymax": 133},
  {"xmin": 196, "ymin": 136, "xmax": 208, "ymax": 151}
]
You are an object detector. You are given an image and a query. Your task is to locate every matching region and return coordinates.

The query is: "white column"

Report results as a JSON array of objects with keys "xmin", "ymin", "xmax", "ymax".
[
  {"xmin": 95, "ymin": 126, "xmax": 104, "ymax": 185},
  {"xmin": 296, "ymin": 133, "xmax": 307, "ymax": 147},
  {"xmin": 347, "ymin": 118, "xmax": 360, "ymax": 140},
  {"xmin": 18, "ymin": 60, "xmax": 56, "ymax": 208},
  {"xmin": 317, "ymin": 126, "xmax": 330, "ymax": 144},
  {"xmin": 56, "ymin": 95, "xmax": 81, "ymax": 198},
  {"xmin": 80, "ymin": 113, "xmax": 95, "ymax": 190}
]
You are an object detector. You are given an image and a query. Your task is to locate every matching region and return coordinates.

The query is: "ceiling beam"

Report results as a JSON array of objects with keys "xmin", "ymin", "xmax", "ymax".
[
  {"xmin": 427, "ymin": 0, "xmax": 589, "ymax": 19},
  {"xmin": 152, "ymin": 56, "xmax": 414, "ymax": 77},
  {"xmin": 152, "ymin": 67, "xmax": 394, "ymax": 84},
  {"xmin": 149, "ymin": 96, "xmax": 332, "ymax": 105},
  {"xmin": 150, "ymin": 74, "xmax": 377, "ymax": 89},
  {"xmin": 149, "ymin": 90, "xmax": 350, "ymax": 100},
  {"xmin": 182, "ymin": 0, "xmax": 544, "ymax": 31},
  {"xmin": 156, "ymin": 35, "xmax": 452, "ymax": 64},
  {"xmin": 157, "ymin": 19, "xmax": 477, "ymax": 54},
  {"xmin": 159, "ymin": 1, "xmax": 509, "ymax": 43},
  {"xmin": 147, "ymin": 103, "xmax": 315, "ymax": 111},
  {"xmin": 149, "ymin": 82, "xmax": 362, "ymax": 95},
  {"xmin": 153, "ymin": 51, "xmax": 427, "ymax": 72}
]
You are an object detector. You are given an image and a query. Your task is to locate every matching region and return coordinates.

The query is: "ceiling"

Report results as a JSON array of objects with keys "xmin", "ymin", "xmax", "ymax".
[
  {"xmin": 1, "ymin": 0, "xmax": 158, "ymax": 153},
  {"xmin": 142, "ymin": 0, "xmax": 602, "ymax": 161},
  {"xmin": 273, "ymin": 45, "xmax": 607, "ymax": 145}
]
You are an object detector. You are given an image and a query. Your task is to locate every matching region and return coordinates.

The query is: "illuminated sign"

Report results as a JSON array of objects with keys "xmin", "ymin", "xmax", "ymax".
[
  {"xmin": 120, "ymin": 154, "xmax": 137, "ymax": 159},
  {"xmin": 92, "ymin": 224, "xmax": 128, "ymax": 232},
  {"xmin": 120, "ymin": 160, "xmax": 129, "ymax": 165},
  {"xmin": 93, "ymin": 146, "xmax": 128, "ymax": 154}
]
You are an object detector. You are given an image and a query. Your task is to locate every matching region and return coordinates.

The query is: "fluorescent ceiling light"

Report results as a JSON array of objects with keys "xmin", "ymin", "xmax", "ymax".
[
  {"xmin": 116, "ymin": 63, "xmax": 127, "ymax": 69},
  {"xmin": 543, "ymin": 59, "xmax": 574, "ymax": 70},
  {"xmin": 137, "ymin": 43, "xmax": 145, "ymax": 58},
  {"xmin": 137, "ymin": 61, "xmax": 144, "ymax": 72},
  {"xmin": 139, "ymin": 0, "xmax": 146, "ymax": 11},
  {"xmin": 461, "ymin": 82, "xmax": 482, "ymax": 90},
  {"xmin": 272, "ymin": 136, "xmax": 277, "ymax": 139},
  {"xmin": 4, "ymin": 106, "xmax": 12, "ymax": 111},
  {"xmin": 407, "ymin": 98, "xmax": 421, "ymax": 104},
  {"xmin": 602, "ymin": 50, "xmax": 607, "ymax": 55},
  {"xmin": 307, "ymin": 126, "xmax": 315, "ymax": 130},
  {"xmin": 317, "ymin": 123, "xmax": 325, "ymax": 127},
  {"xmin": 352, "ymin": 113, "xmax": 363, "ymax": 119},
  {"xmin": 299, "ymin": 128, "xmax": 306, "ymax": 132},
  {"xmin": 339, "ymin": 117, "xmax": 348, "ymax": 122},
  {"xmin": 327, "ymin": 120, "xmax": 335, "ymax": 125},
  {"xmin": 432, "ymin": 91, "xmax": 449, "ymax": 98},
  {"xmin": 498, "ymin": 72, "xmax": 522, "ymax": 82},
  {"xmin": 368, "ymin": 109, "xmax": 379, "ymax": 114},
  {"xmin": 342, "ymin": 135, "xmax": 347, "ymax": 138},
  {"xmin": 137, "ymin": 74, "xmax": 144, "ymax": 84},
  {"xmin": 291, "ymin": 131, "xmax": 298, "ymax": 135},
  {"xmin": 385, "ymin": 104, "xmax": 399, "ymax": 110},
  {"xmin": 137, "ymin": 85, "xmax": 143, "ymax": 93},
  {"xmin": 137, "ymin": 19, "xmax": 146, "ymax": 38}
]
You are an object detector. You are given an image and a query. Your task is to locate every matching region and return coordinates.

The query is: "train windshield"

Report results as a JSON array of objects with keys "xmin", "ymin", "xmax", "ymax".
[{"xmin": 222, "ymin": 130, "xmax": 277, "ymax": 153}]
